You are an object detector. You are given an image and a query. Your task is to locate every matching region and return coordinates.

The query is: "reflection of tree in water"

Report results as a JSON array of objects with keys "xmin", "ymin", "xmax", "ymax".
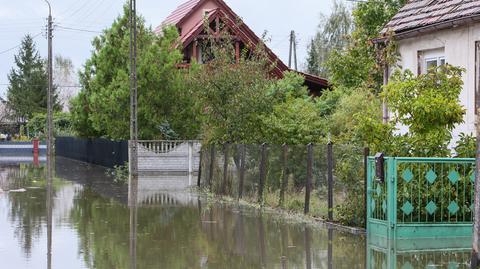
[
  {"xmin": 69, "ymin": 185, "xmax": 366, "ymax": 269},
  {"xmin": 70, "ymin": 187, "xmax": 209, "ymax": 269},
  {"xmin": 4, "ymin": 164, "xmax": 48, "ymax": 258}
]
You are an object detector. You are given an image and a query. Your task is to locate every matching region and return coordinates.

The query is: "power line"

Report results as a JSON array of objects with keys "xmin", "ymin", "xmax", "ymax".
[
  {"xmin": 56, "ymin": 25, "xmax": 102, "ymax": 34},
  {"xmin": 0, "ymin": 32, "xmax": 43, "ymax": 56},
  {"xmin": 0, "ymin": 83, "xmax": 82, "ymax": 88}
]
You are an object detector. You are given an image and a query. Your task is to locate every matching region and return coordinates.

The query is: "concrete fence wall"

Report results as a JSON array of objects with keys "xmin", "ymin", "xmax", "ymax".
[{"xmin": 137, "ymin": 141, "xmax": 201, "ymax": 175}]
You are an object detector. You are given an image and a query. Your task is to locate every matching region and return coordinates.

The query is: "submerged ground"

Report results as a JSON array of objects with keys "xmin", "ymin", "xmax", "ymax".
[{"xmin": 0, "ymin": 157, "xmax": 471, "ymax": 268}]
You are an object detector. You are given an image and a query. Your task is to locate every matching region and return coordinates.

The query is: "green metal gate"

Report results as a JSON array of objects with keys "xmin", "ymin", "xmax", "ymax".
[{"xmin": 367, "ymin": 157, "xmax": 475, "ymax": 246}]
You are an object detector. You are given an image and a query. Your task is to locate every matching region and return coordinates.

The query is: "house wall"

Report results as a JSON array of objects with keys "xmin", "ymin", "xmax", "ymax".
[{"xmin": 396, "ymin": 22, "xmax": 480, "ymax": 142}]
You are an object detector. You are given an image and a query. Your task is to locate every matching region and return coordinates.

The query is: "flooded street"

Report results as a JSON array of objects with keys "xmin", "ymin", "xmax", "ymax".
[{"xmin": 0, "ymin": 158, "xmax": 472, "ymax": 269}]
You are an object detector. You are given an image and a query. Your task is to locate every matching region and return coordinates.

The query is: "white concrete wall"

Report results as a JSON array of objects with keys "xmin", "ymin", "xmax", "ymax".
[
  {"xmin": 395, "ymin": 22, "xmax": 480, "ymax": 142},
  {"xmin": 137, "ymin": 142, "xmax": 201, "ymax": 173}
]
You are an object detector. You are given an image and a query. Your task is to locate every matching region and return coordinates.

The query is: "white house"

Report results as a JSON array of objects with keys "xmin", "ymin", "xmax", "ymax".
[{"xmin": 379, "ymin": 0, "xmax": 480, "ymax": 141}]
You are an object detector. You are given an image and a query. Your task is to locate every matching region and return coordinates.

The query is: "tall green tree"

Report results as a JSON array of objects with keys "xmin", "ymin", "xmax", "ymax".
[
  {"xmin": 325, "ymin": 0, "xmax": 407, "ymax": 89},
  {"xmin": 7, "ymin": 35, "xmax": 60, "ymax": 121},
  {"xmin": 70, "ymin": 5, "xmax": 198, "ymax": 140},
  {"xmin": 306, "ymin": 0, "xmax": 352, "ymax": 77},
  {"xmin": 189, "ymin": 40, "xmax": 274, "ymax": 144}
]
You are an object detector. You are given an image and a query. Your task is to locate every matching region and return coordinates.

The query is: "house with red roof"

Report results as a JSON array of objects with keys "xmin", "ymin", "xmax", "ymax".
[
  {"xmin": 156, "ymin": 0, "xmax": 329, "ymax": 95},
  {"xmin": 379, "ymin": 0, "xmax": 480, "ymax": 142}
]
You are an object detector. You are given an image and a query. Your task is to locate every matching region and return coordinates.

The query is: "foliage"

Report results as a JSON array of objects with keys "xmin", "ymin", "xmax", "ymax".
[
  {"xmin": 262, "ymin": 96, "xmax": 325, "ymax": 145},
  {"xmin": 383, "ymin": 65, "xmax": 465, "ymax": 156},
  {"xmin": 306, "ymin": 0, "xmax": 353, "ymax": 77},
  {"xmin": 54, "ymin": 55, "xmax": 78, "ymax": 111},
  {"xmin": 327, "ymin": 89, "xmax": 381, "ymax": 143},
  {"xmin": 106, "ymin": 162, "xmax": 129, "ymax": 185},
  {"xmin": 70, "ymin": 5, "xmax": 199, "ymax": 140},
  {"xmin": 325, "ymin": 0, "xmax": 406, "ymax": 89},
  {"xmin": 26, "ymin": 112, "xmax": 73, "ymax": 138},
  {"xmin": 454, "ymin": 133, "xmax": 476, "ymax": 158},
  {"xmin": 189, "ymin": 36, "xmax": 274, "ymax": 144},
  {"xmin": 7, "ymin": 35, "xmax": 61, "ymax": 121}
]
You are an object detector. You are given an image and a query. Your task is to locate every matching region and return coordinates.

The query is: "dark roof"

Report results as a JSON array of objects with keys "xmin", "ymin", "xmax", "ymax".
[{"xmin": 381, "ymin": 0, "xmax": 480, "ymax": 37}]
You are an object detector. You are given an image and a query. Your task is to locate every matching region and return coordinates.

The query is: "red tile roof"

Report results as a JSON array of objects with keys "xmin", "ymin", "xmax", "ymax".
[
  {"xmin": 157, "ymin": 0, "xmax": 329, "ymax": 90},
  {"xmin": 163, "ymin": 0, "xmax": 202, "ymax": 26},
  {"xmin": 381, "ymin": 0, "xmax": 480, "ymax": 37}
]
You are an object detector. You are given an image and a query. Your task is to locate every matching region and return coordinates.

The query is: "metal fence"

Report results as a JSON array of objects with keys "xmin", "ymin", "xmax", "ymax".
[
  {"xmin": 55, "ymin": 137, "xmax": 128, "ymax": 168},
  {"xmin": 367, "ymin": 157, "xmax": 475, "ymax": 240},
  {"xmin": 198, "ymin": 143, "xmax": 368, "ymax": 227}
]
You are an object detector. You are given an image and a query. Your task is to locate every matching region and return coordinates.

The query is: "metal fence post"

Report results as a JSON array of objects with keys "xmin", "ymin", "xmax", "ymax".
[
  {"xmin": 258, "ymin": 143, "xmax": 267, "ymax": 205},
  {"xmin": 305, "ymin": 143, "xmax": 313, "ymax": 214},
  {"xmin": 327, "ymin": 142, "xmax": 334, "ymax": 222},
  {"xmin": 238, "ymin": 144, "xmax": 246, "ymax": 199},
  {"xmin": 279, "ymin": 144, "xmax": 288, "ymax": 207},
  {"xmin": 364, "ymin": 147, "xmax": 370, "ymax": 228},
  {"xmin": 197, "ymin": 147, "xmax": 203, "ymax": 187},
  {"xmin": 208, "ymin": 144, "xmax": 215, "ymax": 191},
  {"xmin": 222, "ymin": 143, "xmax": 229, "ymax": 195}
]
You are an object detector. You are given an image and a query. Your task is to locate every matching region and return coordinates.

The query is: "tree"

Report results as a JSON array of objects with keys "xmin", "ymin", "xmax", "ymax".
[
  {"xmin": 70, "ymin": 5, "xmax": 199, "ymax": 140},
  {"xmin": 306, "ymin": 0, "xmax": 352, "ymax": 77},
  {"xmin": 262, "ymin": 72, "xmax": 326, "ymax": 144},
  {"xmin": 189, "ymin": 38, "xmax": 275, "ymax": 144},
  {"xmin": 7, "ymin": 35, "xmax": 60, "ymax": 122},
  {"xmin": 355, "ymin": 65, "xmax": 466, "ymax": 157},
  {"xmin": 54, "ymin": 55, "xmax": 78, "ymax": 112},
  {"xmin": 325, "ymin": 0, "xmax": 407, "ymax": 89}
]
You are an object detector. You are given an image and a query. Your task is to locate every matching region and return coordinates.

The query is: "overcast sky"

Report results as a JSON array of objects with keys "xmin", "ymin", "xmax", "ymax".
[{"xmin": 0, "ymin": 0, "xmax": 341, "ymax": 99}]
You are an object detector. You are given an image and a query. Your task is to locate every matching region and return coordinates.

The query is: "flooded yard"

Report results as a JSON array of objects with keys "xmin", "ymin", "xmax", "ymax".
[{"xmin": 0, "ymin": 158, "xmax": 472, "ymax": 268}]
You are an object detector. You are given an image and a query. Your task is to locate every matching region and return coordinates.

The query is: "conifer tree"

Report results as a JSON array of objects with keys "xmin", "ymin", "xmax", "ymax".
[{"xmin": 7, "ymin": 35, "xmax": 60, "ymax": 122}]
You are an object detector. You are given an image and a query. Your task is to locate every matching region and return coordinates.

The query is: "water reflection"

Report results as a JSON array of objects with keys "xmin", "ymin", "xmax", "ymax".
[{"xmin": 0, "ymin": 158, "xmax": 473, "ymax": 268}]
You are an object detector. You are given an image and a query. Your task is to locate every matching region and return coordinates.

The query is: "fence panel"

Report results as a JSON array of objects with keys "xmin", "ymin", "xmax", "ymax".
[
  {"xmin": 332, "ymin": 144, "xmax": 365, "ymax": 226},
  {"xmin": 55, "ymin": 136, "xmax": 128, "ymax": 168},
  {"xmin": 312, "ymin": 144, "xmax": 328, "ymax": 218}
]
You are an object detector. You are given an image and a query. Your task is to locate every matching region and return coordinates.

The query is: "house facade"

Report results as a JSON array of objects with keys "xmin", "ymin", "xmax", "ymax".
[
  {"xmin": 380, "ymin": 0, "xmax": 480, "ymax": 141},
  {"xmin": 157, "ymin": 0, "xmax": 329, "ymax": 95}
]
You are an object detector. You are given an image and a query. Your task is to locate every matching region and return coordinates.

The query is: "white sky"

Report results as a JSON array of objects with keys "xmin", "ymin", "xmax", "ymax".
[{"xmin": 0, "ymin": 0, "xmax": 341, "ymax": 99}]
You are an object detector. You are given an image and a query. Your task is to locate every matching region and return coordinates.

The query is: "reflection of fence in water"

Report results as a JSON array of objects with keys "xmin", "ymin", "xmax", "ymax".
[{"xmin": 198, "ymin": 143, "xmax": 367, "ymax": 226}]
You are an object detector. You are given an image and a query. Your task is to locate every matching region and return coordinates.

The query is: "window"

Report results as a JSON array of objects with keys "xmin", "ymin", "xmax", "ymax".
[
  {"xmin": 418, "ymin": 48, "xmax": 445, "ymax": 74},
  {"xmin": 424, "ymin": 56, "xmax": 445, "ymax": 72}
]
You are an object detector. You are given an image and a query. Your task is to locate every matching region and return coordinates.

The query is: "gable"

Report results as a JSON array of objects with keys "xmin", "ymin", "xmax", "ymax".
[{"xmin": 157, "ymin": 0, "xmax": 329, "ymax": 91}]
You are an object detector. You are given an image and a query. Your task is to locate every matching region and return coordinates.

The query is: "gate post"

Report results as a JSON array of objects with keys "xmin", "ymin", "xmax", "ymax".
[
  {"xmin": 208, "ymin": 145, "xmax": 215, "ymax": 191},
  {"xmin": 387, "ymin": 157, "xmax": 396, "ymax": 239},
  {"xmin": 197, "ymin": 147, "xmax": 203, "ymax": 187},
  {"xmin": 188, "ymin": 141, "xmax": 193, "ymax": 174}
]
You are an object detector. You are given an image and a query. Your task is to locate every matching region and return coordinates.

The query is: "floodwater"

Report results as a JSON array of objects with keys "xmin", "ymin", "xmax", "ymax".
[{"xmin": 0, "ymin": 157, "xmax": 472, "ymax": 269}]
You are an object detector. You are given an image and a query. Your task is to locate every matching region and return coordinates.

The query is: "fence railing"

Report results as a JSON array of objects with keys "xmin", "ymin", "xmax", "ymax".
[
  {"xmin": 367, "ymin": 157, "xmax": 475, "ymax": 240},
  {"xmin": 197, "ymin": 143, "xmax": 368, "ymax": 227},
  {"xmin": 138, "ymin": 140, "xmax": 188, "ymax": 154}
]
